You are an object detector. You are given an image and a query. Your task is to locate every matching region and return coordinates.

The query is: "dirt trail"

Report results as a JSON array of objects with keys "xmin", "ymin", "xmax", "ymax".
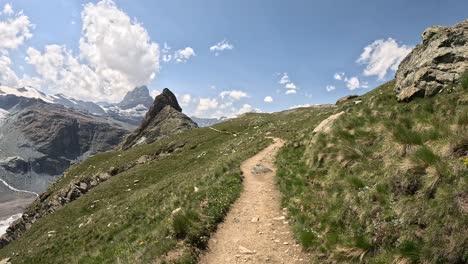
[{"xmin": 199, "ymin": 138, "xmax": 308, "ymax": 263}]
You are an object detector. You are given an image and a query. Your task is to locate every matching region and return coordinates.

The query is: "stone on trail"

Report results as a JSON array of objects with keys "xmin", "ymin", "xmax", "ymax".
[
  {"xmin": 250, "ymin": 164, "xmax": 272, "ymax": 174},
  {"xmin": 238, "ymin": 246, "xmax": 254, "ymax": 254}
]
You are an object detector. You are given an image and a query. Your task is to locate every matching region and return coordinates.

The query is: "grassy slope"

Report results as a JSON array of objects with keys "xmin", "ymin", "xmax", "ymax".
[
  {"xmin": 0, "ymin": 105, "xmax": 335, "ymax": 263},
  {"xmin": 277, "ymin": 80, "xmax": 468, "ymax": 263}
]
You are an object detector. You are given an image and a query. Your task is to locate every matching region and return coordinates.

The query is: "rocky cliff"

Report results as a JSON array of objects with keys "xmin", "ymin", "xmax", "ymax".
[
  {"xmin": 395, "ymin": 19, "xmax": 468, "ymax": 101},
  {"xmin": 120, "ymin": 88, "xmax": 198, "ymax": 150},
  {"xmin": 0, "ymin": 99, "xmax": 131, "ymax": 200}
]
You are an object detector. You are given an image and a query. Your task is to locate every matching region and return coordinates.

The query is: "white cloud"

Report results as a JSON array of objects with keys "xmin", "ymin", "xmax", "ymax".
[
  {"xmin": 162, "ymin": 42, "xmax": 172, "ymax": 62},
  {"xmin": 180, "ymin": 94, "xmax": 191, "ymax": 106},
  {"xmin": 0, "ymin": 10, "xmax": 33, "ymax": 50},
  {"xmin": 278, "ymin": 73, "xmax": 290, "ymax": 84},
  {"xmin": 209, "ymin": 39, "xmax": 234, "ymax": 56},
  {"xmin": 332, "ymin": 72, "xmax": 368, "ymax": 91},
  {"xmin": 236, "ymin": 104, "xmax": 253, "ymax": 115},
  {"xmin": 334, "ymin": 72, "xmax": 344, "ymax": 80},
  {"xmin": 219, "ymin": 90, "xmax": 249, "ymax": 100},
  {"xmin": 2, "ymin": 3, "xmax": 13, "ymax": 16},
  {"xmin": 285, "ymin": 82, "xmax": 296, "ymax": 90},
  {"xmin": 161, "ymin": 43, "xmax": 195, "ymax": 63},
  {"xmin": 192, "ymin": 89, "xmax": 258, "ymax": 118},
  {"xmin": 25, "ymin": 0, "xmax": 160, "ymax": 102},
  {"xmin": 344, "ymin": 76, "xmax": 368, "ymax": 90},
  {"xmin": 195, "ymin": 97, "xmax": 219, "ymax": 116},
  {"xmin": 326, "ymin": 85, "xmax": 336, "ymax": 92},
  {"xmin": 0, "ymin": 6, "xmax": 35, "ymax": 87},
  {"xmin": 264, "ymin": 96, "xmax": 273, "ymax": 103},
  {"xmin": 174, "ymin": 47, "xmax": 195, "ymax": 63},
  {"xmin": 357, "ymin": 38, "xmax": 412, "ymax": 80},
  {"xmin": 278, "ymin": 72, "xmax": 298, "ymax": 95}
]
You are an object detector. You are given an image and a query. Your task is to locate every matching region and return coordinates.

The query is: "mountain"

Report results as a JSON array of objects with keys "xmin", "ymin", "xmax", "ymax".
[
  {"xmin": 116, "ymin": 85, "xmax": 154, "ymax": 110},
  {"xmin": 50, "ymin": 94, "xmax": 106, "ymax": 115},
  {"xmin": 120, "ymin": 88, "xmax": 198, "ymax": 149},
  {"xmin": 0, "ymin": 94, "xmax": 133, "ymax": 236},
  {"xmin": 190, "ymin": 116, "xmax": 227, "ymax": 127},
  {"xmin": 0, "ymin": 20, "xmax": 466, "ymax": 263}
]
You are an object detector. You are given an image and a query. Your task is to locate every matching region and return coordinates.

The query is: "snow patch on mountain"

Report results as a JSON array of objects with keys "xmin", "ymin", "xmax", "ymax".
[{"xmin": 0, "ymin": 86, "xmax": 54, "ymax": 103}]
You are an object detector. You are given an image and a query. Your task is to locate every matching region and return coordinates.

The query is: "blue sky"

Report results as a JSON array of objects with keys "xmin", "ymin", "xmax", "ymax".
[{"xmin": 0, "ymin": 0, "xmax": 467, "ymax": 117}]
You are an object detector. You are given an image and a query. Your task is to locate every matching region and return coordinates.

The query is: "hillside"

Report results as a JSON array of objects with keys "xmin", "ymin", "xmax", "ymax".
[
  {"xmin": 0, "ymin": 103, "xmax": 335, "ymax": 263},
  {"xmin": 0, "ymin": 19, "xmax": 467, "ymax": 264}
]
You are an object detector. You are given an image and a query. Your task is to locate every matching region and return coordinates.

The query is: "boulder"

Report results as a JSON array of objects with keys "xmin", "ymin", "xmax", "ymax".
[
  {"xmin": 336, "ymin": 95, "xmax": 359, "ymax": 104},
  {"xmin": 395, "ymin": 19, "xmax": 468, "ymax": 101}
]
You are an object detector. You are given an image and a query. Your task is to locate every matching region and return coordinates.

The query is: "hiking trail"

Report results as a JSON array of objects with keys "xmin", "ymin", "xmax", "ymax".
[{"xmin": 200, "ymin": 138, "xmax": 308, "ymax": 263}]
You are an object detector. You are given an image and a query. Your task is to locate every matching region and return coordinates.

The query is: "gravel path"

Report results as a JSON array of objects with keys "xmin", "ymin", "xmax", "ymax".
[{"xmin": 199, "ymin": 138, "xmax": 308, "ymax": 263}]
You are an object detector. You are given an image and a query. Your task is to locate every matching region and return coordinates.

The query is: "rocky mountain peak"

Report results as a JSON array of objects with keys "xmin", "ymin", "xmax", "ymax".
[
  {"xmin": 395, "ymin": 19, "xmax": 468, "ymax": 101},
  {"xmin": 117, "ymin": 85, "xmax": 154, "ymax": 110},
  {"xmin": 120, "ymin": 88, "xmax": 197, "ymax": 149}
]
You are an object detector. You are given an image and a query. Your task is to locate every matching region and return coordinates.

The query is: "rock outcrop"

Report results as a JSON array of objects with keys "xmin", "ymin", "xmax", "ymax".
[
  {"xmin": 120, "ymin": 88, "xmax": 197, "ymax": 150},
  {"xmin": 336, "ymin": 95, "xmax": 359, "ymax": 104},
  {"xmin": 395, "ymin": 19, "xmax": 468, "ymax": 101}
]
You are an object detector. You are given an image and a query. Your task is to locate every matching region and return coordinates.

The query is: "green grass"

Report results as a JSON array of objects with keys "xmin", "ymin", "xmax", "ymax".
[
  {"xmin": 0, "ymin": 104, "xmax": 335, "ymax": 263},
  {"xmin": 276, "ymin": 80, "xmax": 468, "ymax": 263},
  {"xmin": 1, "ymin": 75, "xmax": 466, "ymax": 263}
]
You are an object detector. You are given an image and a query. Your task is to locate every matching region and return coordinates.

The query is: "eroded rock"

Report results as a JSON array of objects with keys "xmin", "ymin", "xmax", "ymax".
[{"xmin": 395, "ymin": 19, "xmax": 468, "ymax": 101}]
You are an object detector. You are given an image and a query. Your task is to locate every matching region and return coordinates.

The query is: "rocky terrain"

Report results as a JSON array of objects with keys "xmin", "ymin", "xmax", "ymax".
[
  {"xmin": 121, "ymin": 88, "xmax": 198, "ymax": 149},
  {"xmin": 395, "ymin": 19, "xmax": 468, "ymax": 101}
]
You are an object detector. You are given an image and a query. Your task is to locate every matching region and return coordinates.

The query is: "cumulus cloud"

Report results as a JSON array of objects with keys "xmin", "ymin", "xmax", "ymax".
[
  {"xmin": 180, "ymin": 94, "xmax": 191, "ymax": 106},
  {"xmin": 24, "ymin": 0, "xmax": 160, "ymax": 102},
  {"xmin": 333, "ymin": 72, "xmax": 368, "ymax": 91},
  {"xmin": 174, "ymin": 47, "xmax": 195, "ymax": 63},
  {"xmin": 236, "ymin": 104, "xmax": 254, "ymax": 115},
  {"xmin": 326, "ymin": 85, "xmax": 336, "ymax": 92},
  {"xmin": 344, "ymin": 76, "xmax": 367, "ymax": 90},
  {"xmin": 278, "ymin": 72, "xmax": 298, "ymax": 95},
  {"xmin": 2, "ymin": 3, "xmax": 13, "ymax": 16},
  {"xmin": 0, "ymin": 4, "xmax": 35, "ymax": 87},
  {"xmin": 357, "ymin": 38, "xmax": 412, "ymax": 80},
  {"xmin": 264, "ymin": 96, "xmax": 273, "ymax": 103},
  {"xmin": 192, "ymin": 89, "xmax": 258, "ymax": 118},
  {"xmin": 219, "ymin": 90, "xmax": 249, "ymax": 100},
  {"xmin": 162, "ymin": 43, "xmax": 195, "ymax": 63},
  {"xmin": 0, "ymin": 9, "xmax": 33, "ymax": 50},
  {"xmin": 195, "ymin": 97, "xmax": 219, "ymax": 116},
  {"xmin": 209, "ymin": 39, "xmax": 234, "ymax": 56},
  {"xmin": 334, "ymin": 72, "xmax": 344, "ymax": 81}
]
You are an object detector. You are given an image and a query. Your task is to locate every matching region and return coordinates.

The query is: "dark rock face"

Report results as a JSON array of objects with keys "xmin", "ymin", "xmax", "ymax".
[
  {"xmin": 117, "ymin": 86, "xmax": 154, "ymax": 110},
  {"xmin": 395, "ymin": 19, "xmax": 468, "ymax": 101},
  {"xmin": 0, "ymin": 99, "xmax": 131, "ymax": 193},
  {"xmin": 120, "ymin": 88, "xmax": 197, "ymax": 149}
]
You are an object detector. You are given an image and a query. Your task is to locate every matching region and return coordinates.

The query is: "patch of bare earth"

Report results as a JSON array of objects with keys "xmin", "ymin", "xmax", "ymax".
[{"xmin": 199, "ymin": 138, "xmax": 309, "ymax": 263}]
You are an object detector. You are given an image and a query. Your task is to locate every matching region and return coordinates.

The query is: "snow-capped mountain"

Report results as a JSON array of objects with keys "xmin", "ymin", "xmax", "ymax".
[
  {"xmin": 0, "ymin": 85, "xmax": 153, "ymax": 125},
  {"xmin": 0, "ymin": 86, "xmax": 54, "ymax": 103}
]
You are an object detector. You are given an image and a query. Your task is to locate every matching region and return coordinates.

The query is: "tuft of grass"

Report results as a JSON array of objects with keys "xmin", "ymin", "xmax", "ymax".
[
  {"xmin": 277, "ymin": 81, "xmax": 468, "ymax": 263},
  {"xmin": 460, "ymin": 70, "xmax": 468, "ymax": 89}
]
